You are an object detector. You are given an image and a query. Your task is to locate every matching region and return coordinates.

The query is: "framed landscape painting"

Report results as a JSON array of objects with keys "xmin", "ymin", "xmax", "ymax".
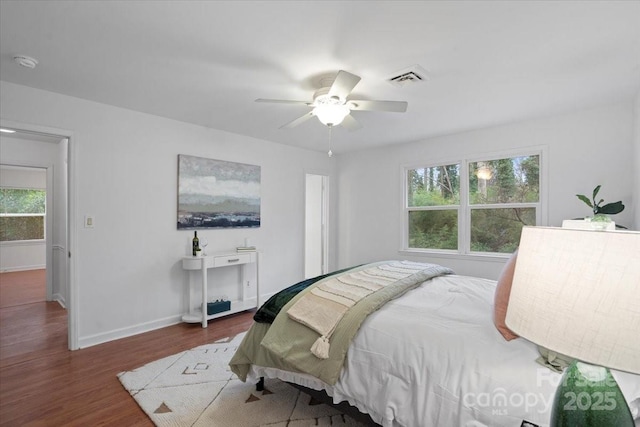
[{"xmin": 177, "ymin": 155, "xmax": 260, "ymax": 229}]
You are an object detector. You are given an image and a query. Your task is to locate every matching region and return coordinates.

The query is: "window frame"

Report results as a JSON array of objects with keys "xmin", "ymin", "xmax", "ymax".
[
  {"xmin": 404, "ymin": 159, "xmax": 462, "ymax": 254},
  {"xmin": 402, "ymin": 147, "xmax": 547, "ymax": 258},
  {"xmin": 0, "ymin": 187, "xmax": 47, "ymax": 243}
]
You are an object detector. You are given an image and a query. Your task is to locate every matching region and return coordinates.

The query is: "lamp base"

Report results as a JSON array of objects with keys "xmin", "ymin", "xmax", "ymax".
[{"xmin": 551, "ymin": 360, "xmax": 634, "ymax": 427}]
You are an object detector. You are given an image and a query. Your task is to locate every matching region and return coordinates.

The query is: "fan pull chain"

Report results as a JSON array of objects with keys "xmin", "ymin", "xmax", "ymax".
[{"xmin": 328, "ymin": 124, "xmax": 333, "ymax": 157}]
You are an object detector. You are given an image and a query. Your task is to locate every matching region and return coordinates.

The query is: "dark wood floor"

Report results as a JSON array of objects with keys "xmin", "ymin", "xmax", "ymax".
[
  {"xmin": 0, "ymin": 270, "xmax": 254, "ymax": 426},
  {"xmin": 0, "ymin": 269, "xmax": 46, "ymax": 309}
]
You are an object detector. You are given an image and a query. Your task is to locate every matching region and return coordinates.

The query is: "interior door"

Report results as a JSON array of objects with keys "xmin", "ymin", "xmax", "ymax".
[{"xmin": 305, "ymin": 174, "xmax": 328, "ymax": 278}]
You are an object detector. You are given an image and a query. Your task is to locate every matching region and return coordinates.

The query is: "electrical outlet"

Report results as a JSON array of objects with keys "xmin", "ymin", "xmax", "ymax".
[{"xmin": 246, "ymin": 281, "xmax": 250, "ymax": 287}]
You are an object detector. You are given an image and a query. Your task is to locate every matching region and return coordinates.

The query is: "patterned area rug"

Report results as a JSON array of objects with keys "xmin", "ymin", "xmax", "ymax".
[{"xmin": 118, "ymin": 333, "xmax": 364, "ymax": 426}]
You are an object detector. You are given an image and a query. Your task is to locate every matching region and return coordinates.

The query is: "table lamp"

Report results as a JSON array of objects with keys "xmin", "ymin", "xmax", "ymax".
[{"xmin": 505, "ymin": 226, "xmax": 639, "ymax": 426}]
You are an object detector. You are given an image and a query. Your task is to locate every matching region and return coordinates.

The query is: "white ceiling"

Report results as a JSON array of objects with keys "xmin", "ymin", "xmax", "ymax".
[{"xmin": 1, "ymin": 1, "xmax": 639, "ymax": 154}]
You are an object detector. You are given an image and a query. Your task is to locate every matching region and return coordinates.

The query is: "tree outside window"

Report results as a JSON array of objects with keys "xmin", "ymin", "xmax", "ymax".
[
  {"xmin": 406, "ymin": 153, "xmax": 541, "ymax": 254},
  {"xmin": 0, "ymin": 188, "xmax": 46, "ymax": 241},
  {"xmin": 407, "ymin": 164, "xmax": 460, "ymax": 250}
]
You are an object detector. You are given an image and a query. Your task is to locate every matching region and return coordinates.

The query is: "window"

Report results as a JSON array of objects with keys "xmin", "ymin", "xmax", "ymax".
[
  {"xmin": 407, "ymin": 163, "xmax": 460, "ymax": 250},
  {"xmin": 0, "ymin": 188, "xmax": 46, "ymax": 241},
  {"xmin": 405, "ymin": 152, "xmax": 542, "ymax": 255}
]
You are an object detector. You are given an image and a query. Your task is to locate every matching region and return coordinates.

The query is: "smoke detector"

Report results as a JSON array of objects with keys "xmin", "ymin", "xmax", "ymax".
[
  {"xmin": 13, "ymin": 55, "xmax": 38, "ymax": 69},
  {"xmin": 388, "ymin": 65, "xmax": 429, "ymax": 88}
]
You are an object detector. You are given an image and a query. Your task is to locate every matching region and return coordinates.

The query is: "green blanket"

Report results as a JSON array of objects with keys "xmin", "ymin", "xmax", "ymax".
[
  {"xmin": 230, "ymin": 261, "xmax": 453, "ymax": 385},
  {"xmin": 252, "ymin": 265, "xmax": 360, "ymax": 323}
]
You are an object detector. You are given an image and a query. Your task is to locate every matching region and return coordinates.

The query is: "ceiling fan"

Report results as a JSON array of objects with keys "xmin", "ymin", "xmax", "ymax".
[{"xmin": 256, "ymin": 70, "xmax": 408, "ymax": 131}]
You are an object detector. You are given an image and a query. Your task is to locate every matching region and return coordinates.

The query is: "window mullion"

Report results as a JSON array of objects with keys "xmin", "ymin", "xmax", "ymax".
[
  {"xmin": 460, "ymin": 159, "xmax": 470, "ymax": 255},
  {"xmin": 470, "ymin": 202, "xmax": 540, "ymax": 209}
]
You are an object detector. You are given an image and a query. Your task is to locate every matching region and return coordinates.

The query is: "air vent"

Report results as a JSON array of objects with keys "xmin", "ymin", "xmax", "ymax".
[
  {"xmin": 390, "ymin": 71, "xmax": 423, "ymax": 84},
  {"xmin": 388, "ymin": 65, "xmax": 429, "ymax": 88}
]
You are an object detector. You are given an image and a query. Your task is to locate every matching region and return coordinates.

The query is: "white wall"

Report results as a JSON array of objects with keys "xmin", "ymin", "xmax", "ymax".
[
  {"xmin": 0, "ymin": 164, "xmax": 47, "ymax": 271},
  {"xmin": 0, "ymin": 81, "xmax": 334, "ymax": 348},
  {"xmin": 336, "ymin": 102, "xmax": 636, "ymax": 280}
]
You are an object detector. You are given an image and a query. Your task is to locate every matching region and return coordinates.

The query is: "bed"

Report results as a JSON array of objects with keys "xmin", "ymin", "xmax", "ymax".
[{"xmin": 229, "ymin": 260, "xmax": 640, "ymax": 427}]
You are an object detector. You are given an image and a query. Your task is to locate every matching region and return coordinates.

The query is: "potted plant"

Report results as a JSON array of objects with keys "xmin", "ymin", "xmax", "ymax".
[{"xmin": 576, "ymin": 185, "xmax": 625, "ymax": 229}]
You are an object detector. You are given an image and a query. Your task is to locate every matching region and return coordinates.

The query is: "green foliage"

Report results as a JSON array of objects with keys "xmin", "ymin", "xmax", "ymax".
[
  {"xmin": 493, "ymin": 159, "xmax": 516, "ymax": 202},
  {"xmin": 407, "ymin": 164, "xmax": 460, "ymax": 207},
  {"xmin": 410, "ymin": 155, "xmax": 540, "ymax": 253},
  {"xmin": 576, "ymin": 185, "xmax": 625, "ymax": 216},
  {"xmin": 520, "ymin": 156, "xmax": 539, "ymax": 195},
  {"xmin": 469, "ymin": 156, "xmax": 539, "ymax": 205},
  {"xmin": 0, "ymin": 216, "xmax": 44, "ymax": 241},
  {"xmin": 470, "ymin": 208, "xmax": 535, "ymax": 253},
  {"xmin": 408, "ymin": 210, "xmax": 458, "ymax": 250},
  {"xmin": 0, "ymin": 189, "xmax": 46, "ymax": 213},
  {"xmin": 410, "ymin": 188, "xmax": 456, "ymax": 207},
  {"xmin": 0, "ymin": 189, "xmax": 46, "ymax": 241}
]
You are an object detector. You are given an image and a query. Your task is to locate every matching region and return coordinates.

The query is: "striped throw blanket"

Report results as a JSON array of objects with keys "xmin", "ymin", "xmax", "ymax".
[{"xmin": 287, "ymin": 260, "xmax": 447, "ymax": 358}]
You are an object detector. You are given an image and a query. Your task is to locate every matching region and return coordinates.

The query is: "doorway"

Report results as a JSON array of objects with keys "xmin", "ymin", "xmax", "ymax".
[
  {"xmin": 0, "ymin": 165, "xmax": 48, "ymax": 305},
  {"xmin": 0, "ymin": 124, "xmax": 74, "ymax": 349},
  {"xmin": 305, "ymin": 174, "xmax": 329, "ymax": 279}
]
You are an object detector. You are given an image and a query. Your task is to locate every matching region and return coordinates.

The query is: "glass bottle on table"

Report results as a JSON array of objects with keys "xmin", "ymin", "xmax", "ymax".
[{"xmin": 192, "ymin": 231, "xmax": 199, "ymax": 256}]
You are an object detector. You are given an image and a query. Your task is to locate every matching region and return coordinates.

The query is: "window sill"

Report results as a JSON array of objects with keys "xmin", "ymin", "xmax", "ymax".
[
  {"xmin": 398, "ymin": 249, "xmax": 510, "ymax": 263},
  {"xmin": 0, "ymin": 239, "xmax": 46, "ymax": 247}
]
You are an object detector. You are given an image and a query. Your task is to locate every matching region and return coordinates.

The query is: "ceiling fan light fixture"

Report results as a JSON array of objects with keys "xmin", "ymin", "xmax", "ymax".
[
  {"xmin": 256, "ymin": 70, "xmax": 407, "ymax": 131},
  {"xmin": 313, "ymin": 104, "xmax": 350, "ymax": 126}
]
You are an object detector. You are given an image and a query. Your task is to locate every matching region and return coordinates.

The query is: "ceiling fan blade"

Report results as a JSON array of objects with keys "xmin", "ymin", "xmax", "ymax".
[
  {"xmin": 255, "ymin": 98, "xmax": 312, "ymax": 106},
  {"xmin": 348, "ymin": 100, "xmax": 408, "ymax": 112},
  {"xmin": 280, "ymin": 111, "xmax": 315, "ymax": 129},
  {"xmin": 340, "ymin": 114, "xmax": 362, "ymax": 131},
  {"xmin": 328, "ymin": 70, "xmax": 361, "ymax": 100}
]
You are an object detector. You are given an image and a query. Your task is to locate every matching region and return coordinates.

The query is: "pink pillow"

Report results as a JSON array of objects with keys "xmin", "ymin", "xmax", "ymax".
[{"xmin": 494, "ymin": 250, "xmax": 519, "ymax": 341}]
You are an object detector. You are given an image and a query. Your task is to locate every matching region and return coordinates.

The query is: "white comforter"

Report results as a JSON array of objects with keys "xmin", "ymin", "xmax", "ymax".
[{"xmin": 250, "ymin": 274, "xmax": 640, "ymax": 427}]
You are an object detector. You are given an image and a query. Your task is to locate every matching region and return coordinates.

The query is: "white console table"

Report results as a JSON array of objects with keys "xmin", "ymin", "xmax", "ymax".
[{"xmin": 181, "ymin": 251, "xmax": 259, "ymax": 327}]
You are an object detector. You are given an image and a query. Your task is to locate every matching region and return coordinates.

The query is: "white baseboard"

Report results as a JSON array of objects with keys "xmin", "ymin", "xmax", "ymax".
[
  {"xmin": 0, "ymin": 264, "xmax": 46, "ymax": 273},
  {"xmin": 76, "ymin": 292, "xmax": 274, "ymax": 349},
  {"xmin": 78, "ymin": 315, "xmax": 183, "ymax": 349},
  {"xmin": 52, "ymin": 293, "xmax": 67, "ymax": 308}
]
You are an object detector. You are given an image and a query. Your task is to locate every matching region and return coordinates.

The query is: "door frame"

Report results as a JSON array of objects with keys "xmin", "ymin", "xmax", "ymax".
[
  {"xmin": 0, "ymin": 119, "xmax": 77, "ymax": 350},
  {"xmin": 304, "ymin": 173, "xmax": 329, "ymax": 278}
]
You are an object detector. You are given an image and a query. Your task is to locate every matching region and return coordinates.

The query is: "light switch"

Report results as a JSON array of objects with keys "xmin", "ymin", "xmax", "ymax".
[{"xmin": 84, "ymin": 215, "xmax": 95, "ymax": 228}]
